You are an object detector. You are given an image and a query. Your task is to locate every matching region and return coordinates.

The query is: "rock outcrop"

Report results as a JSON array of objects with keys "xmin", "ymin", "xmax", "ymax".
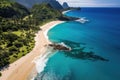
[
  {"xmin": 62, "ymin": 2, "xmax": 69, "ymax": 9},
  {"xmin": 49, "ymin": 0, "xmax": 63, "ymax": 10},
  {"xmin": 48, "ymin": 43, "xmax": 71, "ymax": 51}
]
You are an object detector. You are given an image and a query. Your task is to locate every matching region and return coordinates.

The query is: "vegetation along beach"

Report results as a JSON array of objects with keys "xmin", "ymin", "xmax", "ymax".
[{"xmin": 1, "ymin": 0, "xmax": 120, "ymax": 80}]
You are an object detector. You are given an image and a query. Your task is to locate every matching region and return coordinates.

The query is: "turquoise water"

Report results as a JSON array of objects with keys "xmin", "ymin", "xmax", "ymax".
[{"xmin": 35, "ymin": 8, "xmax": 120, "ymax": 80}]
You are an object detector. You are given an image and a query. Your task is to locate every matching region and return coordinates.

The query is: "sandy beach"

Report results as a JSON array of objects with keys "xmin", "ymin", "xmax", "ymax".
[{"xmin": 0, "ymin": 21, "xmax": 63, "ymax": 80}]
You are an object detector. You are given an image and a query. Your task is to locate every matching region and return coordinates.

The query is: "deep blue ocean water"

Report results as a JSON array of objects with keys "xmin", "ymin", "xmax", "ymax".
[{"xmin": 35, "ymin": 8, "xmax": 120, "ymax": 80}]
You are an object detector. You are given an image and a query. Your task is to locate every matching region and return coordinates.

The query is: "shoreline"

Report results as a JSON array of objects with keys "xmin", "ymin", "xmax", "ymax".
[
  {"xmin": 0, "ymin": 20, "xmax": 64, "ymax": 80},
  {"xmin": 62, "ymin": 10, "xmax": 71, "ymax": 14}
]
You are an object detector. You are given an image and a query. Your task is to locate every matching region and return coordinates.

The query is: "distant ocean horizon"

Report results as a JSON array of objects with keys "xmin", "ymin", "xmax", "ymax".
[{"xmin": 34, "ymin": 7, "xmax": 120, "ymax": 80}]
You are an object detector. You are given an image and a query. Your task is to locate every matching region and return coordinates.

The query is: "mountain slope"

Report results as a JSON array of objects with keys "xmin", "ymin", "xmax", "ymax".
[
  {"xmin": 31, "ymin": 3, "xmax": 61, "ymax": 25},
  {"xmin": 16, "ymin": 0, "xmax": 63, "ymax": 9},
  {"xmin": 0, "ymin": 0, "xmax": 30, "ymax": 18}
]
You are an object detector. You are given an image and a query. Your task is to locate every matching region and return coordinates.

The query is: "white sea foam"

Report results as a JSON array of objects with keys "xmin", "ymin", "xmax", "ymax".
[
  {"xmin": 43, "ymin": 21, "xmax": 64, "ymax": 43},
  {"xmin": 35, "ymin": 22, "xmax": 61, "ymax": 73},
  {"xmin": 34, "ymin": 52, "xmax": 50, "ymax": 73},
  {"xmin": 59, "ymin": 42, "xmax": 67, "ymax": 47},
  {"xmin": 62, "ymin": 10, "xmax": 71, "ymax": 14},
  {"xmin": 31, "ymin": 21, "xmax": 64, "ymax": 80},
  {"xmin": 31, "ymin": 51, "xmax": 51, "ymax": 80},
  {"xmin": 75, "ymin": 17, "xmax": 89, "ymax": 24},
  {"xmin": 31, "ymin": 77, "xmax": 36, "ymax": 80},
  {"xmin": 59, "ymin": 42, "xmax": 71, "ymax": 50}
]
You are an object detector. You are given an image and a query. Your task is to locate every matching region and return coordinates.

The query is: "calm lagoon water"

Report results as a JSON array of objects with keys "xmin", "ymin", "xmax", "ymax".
[{"xmin": 35, "ymin": 8, "xmax": 120, "ymax": 80}]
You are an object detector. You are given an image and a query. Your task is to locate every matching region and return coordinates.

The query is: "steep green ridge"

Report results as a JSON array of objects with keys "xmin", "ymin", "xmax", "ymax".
[
  {"xmin": 0, "ymin": 0, "xmax": 62, "ymax": 71},
  {"xmin": 31, "ymin": 3, "xmax": 61, "ymax": 25},
  {"xmin": 0, "ymin": 0, "xmax": 30, "ymax": 18}
]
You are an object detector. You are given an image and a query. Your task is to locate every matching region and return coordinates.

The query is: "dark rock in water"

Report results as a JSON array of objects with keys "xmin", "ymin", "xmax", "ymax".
[
  {"xmin": 48, "ymin": 43, "xmax": 71, "ymax": 51},
  {"xmin": 47, "ymin": 40, "xmax": 109, "ymax": 62},
  {"xmin": 62, "ymin": 2, "xmax": 69, "ymax": 9},
  {"xmin": 59, "ymin": 40, "xmax": 81, "ymax": 48},
  {"xmin": 51, "ymin": 40, "xmax": 109, "ymax": 62},
  {"xmin": 64, "ymin": 48, "xmax": 109, "ymax": 62}
]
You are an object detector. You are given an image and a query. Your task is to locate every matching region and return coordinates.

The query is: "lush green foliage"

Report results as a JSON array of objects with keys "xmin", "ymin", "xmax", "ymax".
[
  {"xmin": 0, "ymin": 72, "xmax": 2, "ymax": 76},
  {"xmin": 0, "ymin": 0, "xmax": 37, "ymax": 69},
  {"xmin": 31, "ymin": 3, "xmax": 61, "ymax": 25},
  {"xmin": 0, "ymin": 0, "xmax": 62, "ymax": 70},
  {"xmin": 0, "ymin": 0, "xmax": 30, "ymax": 18}
]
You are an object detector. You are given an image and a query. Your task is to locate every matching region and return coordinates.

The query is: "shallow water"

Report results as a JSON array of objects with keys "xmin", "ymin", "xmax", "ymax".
[{"xmin": 34, "ymin": 8, "xmax": 120, "ymax": 80}]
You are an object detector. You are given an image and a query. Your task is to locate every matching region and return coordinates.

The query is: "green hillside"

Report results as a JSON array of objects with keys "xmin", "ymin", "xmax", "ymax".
[
  {"xmin": 0, "ymin": 0, "xmax": 62, "ymax": 72},
  {"xmin": 31, "ymin": 3, "xmax": 61, "ymax": 25},
  {"xmin": 0, "ymin": 0, "xmax": 30, "ymax": 18}
]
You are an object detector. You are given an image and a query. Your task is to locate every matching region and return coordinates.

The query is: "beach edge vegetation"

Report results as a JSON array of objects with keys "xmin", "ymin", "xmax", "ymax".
[{"xmin": 0, "ymin": 0, "xmax": 66, "ymax": 71}]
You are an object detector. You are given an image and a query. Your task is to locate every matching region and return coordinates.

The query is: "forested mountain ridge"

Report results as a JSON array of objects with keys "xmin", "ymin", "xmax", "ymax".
[
  {"xmin": 31, "ymin": 3, "xmax": 61, "ymax": 25},
  {"xmin": 16, "ymin": 0, "xmax": 63, "ymax": 9},
  {"xmin": 0, "ymin": 0, "xmax": 30, "ymax": 18}
]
